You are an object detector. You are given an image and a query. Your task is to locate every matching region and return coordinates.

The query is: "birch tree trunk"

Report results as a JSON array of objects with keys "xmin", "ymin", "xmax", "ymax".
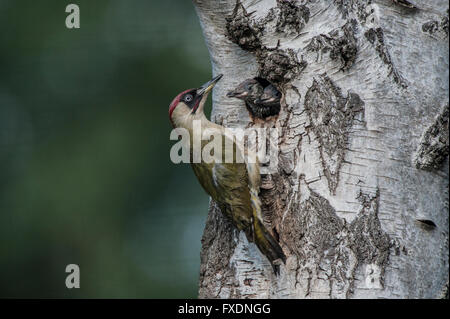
[{"xmin": 193, "ymin": 0, "xmax": 449, "ymax": 299}]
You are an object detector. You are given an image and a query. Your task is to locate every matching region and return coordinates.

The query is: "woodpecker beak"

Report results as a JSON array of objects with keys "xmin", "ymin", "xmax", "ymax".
[
  {"xmin": 191, "ymin": 74, "xmax": 222, "ymax": 114},
  {"xmin": 197, "ymin": 74, "xmax": 223, "ymax": 96}
]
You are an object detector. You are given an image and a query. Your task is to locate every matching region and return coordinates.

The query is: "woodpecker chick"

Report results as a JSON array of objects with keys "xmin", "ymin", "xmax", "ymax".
[
  {"xmin": 227, "ymin": 79, "xmax": 281, "ymax": 120},
  {"xmin": 169, "ymin": 75, "xmax": 286, "ymax": 274},
  {"xmin": 227, "ymin": 79, "xmax": 264, "ymax": 120},
  {"xmin": 254, "ymin": 84, "xmax": 281, "ymax": 118}
]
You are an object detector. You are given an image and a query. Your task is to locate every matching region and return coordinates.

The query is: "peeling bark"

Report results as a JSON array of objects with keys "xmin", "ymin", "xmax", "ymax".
[
  {"xmin": 349, "ymin": 190, "xmax": 391, "ymax": 280},
  {"xmin": 392, "ymin": 0, "xmax": 418, "ymax": 9},
  {"xmin": 364, "ymin": 27, "xmax": 407, "ymax": 88},
  {"xmin": 274, "ymin": 0, "xmax": 310, "ymax": 35},
  {"xmin": 194, "ymin": 0, "xmax": 449, "ymax": 299},
  {"xmin": 413, "ymin": 103, "xmax": 449, "ymax": 170},
  {"xmin": 306, "ymin": 19, "xmax": 358, "ymax": 71},
  {"xmin": 304, "ymin": 74, "xmax": 364, "ymax": 194},
  {"xmin": 422, "ymin": 9, "xmax": 449, "ymax": 39}
]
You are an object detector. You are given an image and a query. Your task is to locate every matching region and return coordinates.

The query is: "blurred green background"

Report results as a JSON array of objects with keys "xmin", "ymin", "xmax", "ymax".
[{"xmin": 0, "ymin": 0, "xmax": 212, "ymax": 298}]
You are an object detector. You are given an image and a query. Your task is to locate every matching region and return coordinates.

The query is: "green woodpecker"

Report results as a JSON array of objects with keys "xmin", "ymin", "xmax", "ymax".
[{"xmin": 169, "ymin": 74, "xmax": 286, "ymax": 274}]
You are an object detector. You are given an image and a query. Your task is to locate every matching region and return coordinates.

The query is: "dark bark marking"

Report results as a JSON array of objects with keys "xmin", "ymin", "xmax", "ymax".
[
  {"xmin": 364, "ymin": 27, "xmax": 408, "ymax": 88},
  {"xmin": 349, "ymin": 189, "xmax": 391, "ymax": 288},
  {"xmin": 334, "ymin": 0, "xmax": 373, "ymax": 23},
  {"xmin": 256, "ymin": 47, "xmax": 307, "ymax": 85},
  {"xmin": 422, "ymin": 9, "xmax": 449, "ymax": 39},
  {"xmin": 281, "ymin": 180, "xmax": 391, "ymax": 296},
  {"xmin": 284, "ymin": 182, "xmax": 344, "ymax": 256},
  {"xmin": 225, "ymin": 1, "xmax": 262, "ymax": 52},
  {"xmin": 282, "ymin": 176, "xmax": 356, "ymax": 297},
  {"xmin": 225, "ymin": 1, "xmax": 308, "ymax": 86},
  {"xmin": 350, "ymin": 190, "xmax": 391, "ymax": 267},
  {"xmin": 415, "ymin": 219, "xmax": 437, "ymax": 230},
  {"xmin": 392, "ymin": 0, "xmax": 418, "ymax": 9},
  {"xmin": 274, "ymin": 0, "xmax": 310, "ymax": 36},
  {"xmin": 304, "ymin": 74, "xmax": 364, "ymax": 195},
  {"xmin": 306, "ymin": 19, "xmax": 358, "ymax": 71},
  {"xmin": 334, "ymin": 1, "xmax": 409, "ymax": 88},
  {"xmin": 413, "ymin": 103, "xmax": 449, "ymax": 170},
  {"xmin": 442, "ymin": 279, "xmax": 449, "ymax": 299},
  {"xmin": 243, "ymin": 278, "xmax": 253, "ymax": 286}
]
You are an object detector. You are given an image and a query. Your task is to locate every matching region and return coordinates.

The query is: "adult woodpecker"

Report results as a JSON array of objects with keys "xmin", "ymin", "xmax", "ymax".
[
  {"xmin": 169, "ymin": 74, "xmax": 286, "ymax": 274},
  {"xmin": 227, "ymin": 78, "xmax": 281, "ymax": 120}
]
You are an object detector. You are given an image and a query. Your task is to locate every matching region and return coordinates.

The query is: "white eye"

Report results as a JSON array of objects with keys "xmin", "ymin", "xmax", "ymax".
[{"xmin": 185, "ymin": 94, "xmax": 193, "ymax": 102}]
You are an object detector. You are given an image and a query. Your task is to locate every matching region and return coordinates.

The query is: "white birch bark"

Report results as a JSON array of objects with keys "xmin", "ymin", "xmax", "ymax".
[{"xmin": 193, "ymin": 0, "xmax": 449, "ymax": 299}]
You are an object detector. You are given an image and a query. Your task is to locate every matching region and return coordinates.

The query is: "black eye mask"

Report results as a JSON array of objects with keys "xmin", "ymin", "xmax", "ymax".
[
  {"xmin": 182, "ymin": 90, "xmax": 203, "ymax": 113},
  {"xmin": 182, "ymin": 91, "xmax": 197, "ymax": 109}
]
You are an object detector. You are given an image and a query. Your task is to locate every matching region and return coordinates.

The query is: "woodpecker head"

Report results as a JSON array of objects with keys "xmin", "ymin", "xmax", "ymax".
[
  {"xmin": 169, "ymin": 74, "xmax": 223, "ymax": 126},
  {"xmin": 254, "ymin": 84, "xmax": 281, "ymax": 106},
  {"xmin": 226, "ymin": 79, "xmax": 263, "ymax": 102}
]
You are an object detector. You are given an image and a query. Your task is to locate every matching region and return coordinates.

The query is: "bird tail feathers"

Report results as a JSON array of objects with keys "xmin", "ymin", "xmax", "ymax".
[{"xmin": 250, "ymin": 189, "xmax": 286, "ymax": 275}]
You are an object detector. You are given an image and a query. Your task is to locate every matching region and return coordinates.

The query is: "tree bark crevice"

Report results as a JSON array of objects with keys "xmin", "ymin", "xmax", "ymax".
[{"xmin": 195, "ymin": 0, "xmax": 449, "ymax": 299}]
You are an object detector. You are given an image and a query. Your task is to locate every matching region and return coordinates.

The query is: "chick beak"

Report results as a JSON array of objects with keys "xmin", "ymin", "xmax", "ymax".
[
  {"xmin": 256, "ymin": 96, "xmax": 276, "ymax": 104},
  {"xmin": 226, "ymin": 91, "xmax": 236, "ymax": 98},
  {"xmin": 226, "ymin": 90, "xmax": 248, "ymax": 98}
]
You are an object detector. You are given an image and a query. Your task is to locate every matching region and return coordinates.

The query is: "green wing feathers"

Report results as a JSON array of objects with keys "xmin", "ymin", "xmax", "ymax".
[{"xmin": 192, "ymin": 129, "xmax": 285, "ymax": 274}]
